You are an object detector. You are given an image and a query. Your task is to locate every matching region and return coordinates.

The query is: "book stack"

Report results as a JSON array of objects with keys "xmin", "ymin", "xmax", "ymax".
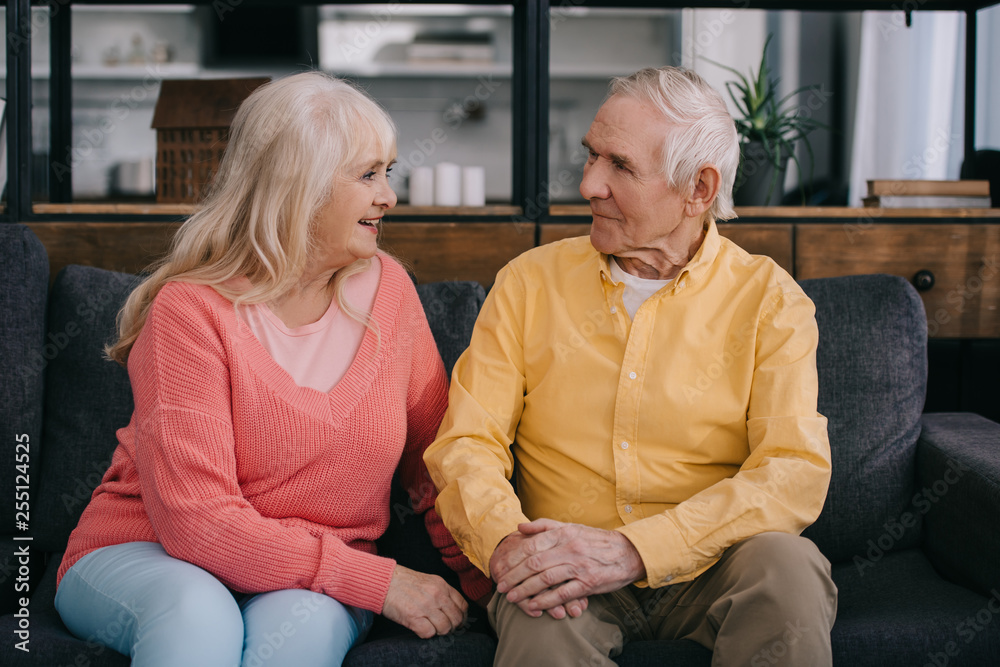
[{"xmin": 863, "ymin": 180, "xmax": 992, "ymax": 209}]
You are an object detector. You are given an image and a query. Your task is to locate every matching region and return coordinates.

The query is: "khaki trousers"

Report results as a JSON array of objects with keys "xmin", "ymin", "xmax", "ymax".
[{"xmin": 488, "ymin": 532, "xmax": 837, "ymax": 667}]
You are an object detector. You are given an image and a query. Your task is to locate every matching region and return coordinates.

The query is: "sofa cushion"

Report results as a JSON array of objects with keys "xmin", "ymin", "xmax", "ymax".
[
  {"xmin": 830, "ymin": 548, "xmax": 1000, "ymax": 666},
  {"xmin": 344, "ymin": 632, "xmax": 496, "ymax": 667},
  {"xmin": 918, "ymin": 412, "xmax": 1000, "ymax": 597},
  {"xmin": 799, "ymin": 274, "xmax": 927, "ymax": 564},
  {"xmin": 0, "ymin": 547, "xmax": 129, "ymax": 666},
  {"xmin": 416, "ymin": 281, "xmax": 486, "ymax": 378},
  {"xmin": 33, "ymin": 266, "xmax": 140, "ymax": 552}
]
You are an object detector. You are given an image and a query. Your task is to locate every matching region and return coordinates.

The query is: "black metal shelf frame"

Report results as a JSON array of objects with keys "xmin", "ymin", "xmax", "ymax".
[{"xmin": 2, "ymin": 0, "xmax": 995, "ymax": 223}]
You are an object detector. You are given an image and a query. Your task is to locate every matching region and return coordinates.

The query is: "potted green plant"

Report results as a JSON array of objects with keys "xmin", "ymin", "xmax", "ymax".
[{"xmin": 703, "ymin": 35, "xmax": 828, "ymax": 206}]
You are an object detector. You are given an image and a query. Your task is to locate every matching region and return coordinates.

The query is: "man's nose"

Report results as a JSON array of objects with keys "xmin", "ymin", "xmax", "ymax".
[{"xmin": 580, "ymin": 161, "xmax": 610, "ymax": 200}]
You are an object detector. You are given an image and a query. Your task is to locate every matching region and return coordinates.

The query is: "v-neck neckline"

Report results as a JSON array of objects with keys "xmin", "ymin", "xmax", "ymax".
[{"xmin": 227, "ymin": 255, "xmax": 406, "ymax": 424}]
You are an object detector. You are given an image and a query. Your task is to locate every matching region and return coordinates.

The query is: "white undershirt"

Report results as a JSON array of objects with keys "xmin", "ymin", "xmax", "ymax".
[
  {"xmin": 608, "ymin": 257, "xmax": 673, "ymax": 319},
  {"xmin": 243, "ymin": 257, "xmax": 382, "ymax": 393}
]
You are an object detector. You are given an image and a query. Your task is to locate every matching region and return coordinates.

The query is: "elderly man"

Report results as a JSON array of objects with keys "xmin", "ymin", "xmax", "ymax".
[{"xmin": 424, "ymin": 66, "xmax": 837, "ymax": 666}]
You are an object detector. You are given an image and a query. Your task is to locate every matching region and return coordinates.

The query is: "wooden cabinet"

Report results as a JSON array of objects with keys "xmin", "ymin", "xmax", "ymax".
[
  {"xmin": 24, "ymin": 215, "xmax": 1000, "ymax": 339},
  {"xmin": 797, "ymin": 224, "xmax": 1000, "ymax": 338},
  {"xmin": 539, "ymin": 215, "xmax": 1000, "ymax": 338},
  {"xmin": 26, "ymin": 220, "xmax": 536, "ymax": 289}
]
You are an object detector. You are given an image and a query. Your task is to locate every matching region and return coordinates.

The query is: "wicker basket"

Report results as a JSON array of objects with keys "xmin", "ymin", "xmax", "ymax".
[{"xmin": 151, "ymin": 78, "xmax": 269, "ymax": 204}]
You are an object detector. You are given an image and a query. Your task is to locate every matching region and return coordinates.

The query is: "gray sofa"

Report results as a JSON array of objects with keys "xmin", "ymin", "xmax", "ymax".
[{"xmin": 2, "ymin": 222, "xmax": 998, "ymax": 666}]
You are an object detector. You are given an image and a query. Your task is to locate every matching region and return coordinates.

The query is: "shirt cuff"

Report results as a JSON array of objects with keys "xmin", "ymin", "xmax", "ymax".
[
  {"xmin": 616, "ymin": 514, "xmax": 716, "ymax": 588},
  {"xmin": 467, "ymin": 511, "xmax": 529, "ymax": 579}
]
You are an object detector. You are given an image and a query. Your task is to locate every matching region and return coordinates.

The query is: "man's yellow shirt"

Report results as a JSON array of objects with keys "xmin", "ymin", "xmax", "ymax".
[{"xmin": 424, "ymin": 221, "xmax": 831, "ymax": 588}]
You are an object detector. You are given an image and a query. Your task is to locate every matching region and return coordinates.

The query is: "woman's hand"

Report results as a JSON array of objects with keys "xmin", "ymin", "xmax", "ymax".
[{"xmin": 382, "ymin": 565, "xmax": 468, "ymax": 638}]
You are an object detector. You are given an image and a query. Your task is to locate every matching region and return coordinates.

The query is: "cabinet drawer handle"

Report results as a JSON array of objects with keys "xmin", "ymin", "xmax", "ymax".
[{"xmin": 912, "ymin": 270, "xmax": 936, "ymax": 292}]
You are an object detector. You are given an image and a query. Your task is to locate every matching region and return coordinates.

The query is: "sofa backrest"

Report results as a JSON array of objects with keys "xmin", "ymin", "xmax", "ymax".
[
  {"xmin": 0, "ymin": 225, "xmax": 49, "ymax": 611},
  {"xmin": 33, "ymin": 266, "xmax": 141, "ymax": 553},
  {"xmin": 800, "ymin": 274, "xmax": 928, "ymax": 565},
  {"xmin": 16, "ymin": 245, "xmax": 929, "ymax": 573},
  {"xmin": 0, "ymin": 225, "xmax": 49, "ymax": 526}
]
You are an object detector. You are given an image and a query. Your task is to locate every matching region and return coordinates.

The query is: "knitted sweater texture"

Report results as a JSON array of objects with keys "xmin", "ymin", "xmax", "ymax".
[{"xmin": 57, "ymin": 257, "xmax": 489, "ymax": 612}]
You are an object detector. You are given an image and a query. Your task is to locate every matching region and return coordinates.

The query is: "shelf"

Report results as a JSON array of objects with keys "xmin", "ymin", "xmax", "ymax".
[
  {"xmin": 32, "ymin": 203, "xmax": 524, "ymax": 217},
  {"xmin": 69, "ymin": 4, "xmax": 196, "ymax": 13},
  {"xmin": 16, "ymin": 63, "xmax": 520, "ymax": 82},
  {"xmin": 549, "ymin": 205, "xmax": 1000, "ymax": 219},
  {"xmin": 324, "ymin": 63, "xmax": 512, "ymax": 79},
  {"xmin": 17, "ymin": 63, "xmax": 202, "ymax": 81},
  {"xmin": 34, "ymin": 203, "xmax": 999, "ymax": 220},
  {"xmin": 549, "ymin": 65, "xmax": 668, "ymax": 79},
  {"xmin": 577, "ymin": 0, "xmax": 998, "ymax": 9},
  {"xmin": 320, "ymin": 4, "xmax": 513, "ymax": 18}
]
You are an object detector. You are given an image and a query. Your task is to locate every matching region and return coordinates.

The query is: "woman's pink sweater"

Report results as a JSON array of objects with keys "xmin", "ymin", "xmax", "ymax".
[{"xmin": 57, "ymin": 258, "xmax": 491, "ymax": 612}]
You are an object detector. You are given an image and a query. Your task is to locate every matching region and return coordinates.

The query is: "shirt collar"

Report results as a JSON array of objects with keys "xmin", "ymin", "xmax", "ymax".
[{"xmin": 595, "ymin": 218, "xmax": 722, "ymax": 292}]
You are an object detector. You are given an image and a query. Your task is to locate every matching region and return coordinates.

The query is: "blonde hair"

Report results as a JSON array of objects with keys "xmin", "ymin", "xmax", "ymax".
[
  {"xmin": 107, "ymin": 71, "xmax": 397, "ymax": 365},
  {"xmin": 609, "ymin": 67, "xmax": 739, "ymax": 221}
]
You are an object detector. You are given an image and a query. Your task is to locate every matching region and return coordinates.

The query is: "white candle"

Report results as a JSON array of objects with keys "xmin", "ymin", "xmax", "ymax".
[
  {"xmin": 462, "ymin": 166, "xmax": 486, "ymax": 207},
  {"xmin": 434, "ymin": 162, "xmax": 462, "ymax": 207},
  {"xmin": 409, "ymin": 167, "xmax": 435, "ymax": 206}
]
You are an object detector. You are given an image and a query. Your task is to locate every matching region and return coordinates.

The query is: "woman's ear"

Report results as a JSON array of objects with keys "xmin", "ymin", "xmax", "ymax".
[{"xmin": 684, "ymin": 164, "xmax": 722, "ymax": 218}]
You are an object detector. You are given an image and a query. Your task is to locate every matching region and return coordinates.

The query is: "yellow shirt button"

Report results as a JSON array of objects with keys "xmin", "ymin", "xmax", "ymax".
[
  {"xmin": 629, "ymin": 371, "xmax": 637, "ymax": 379},
  {"xmin": 620, "ymin": 441, "xmax": 629, "ymax": 449}
]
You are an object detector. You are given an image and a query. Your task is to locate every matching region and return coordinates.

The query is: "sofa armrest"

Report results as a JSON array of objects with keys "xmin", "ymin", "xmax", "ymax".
[{"xmin": 917, "ymin": 412, "xmax": 1000, "ymax": 597}]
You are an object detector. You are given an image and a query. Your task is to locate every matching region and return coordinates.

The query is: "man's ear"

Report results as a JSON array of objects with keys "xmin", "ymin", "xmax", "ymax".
[{"xmin": 684, "ymin": 165, "xmax": 722, "ymax": 218}]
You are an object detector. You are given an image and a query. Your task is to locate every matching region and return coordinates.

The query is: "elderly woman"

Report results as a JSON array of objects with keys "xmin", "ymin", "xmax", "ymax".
[{"xmin": 53, "ymin": 72, "xmax": 491, "ymax": 666}]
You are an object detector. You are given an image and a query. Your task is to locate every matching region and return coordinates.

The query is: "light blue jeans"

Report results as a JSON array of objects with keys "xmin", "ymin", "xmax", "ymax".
[{"xmin": 55, "ymin": 542, "xmax": 373, "ymax": 667}]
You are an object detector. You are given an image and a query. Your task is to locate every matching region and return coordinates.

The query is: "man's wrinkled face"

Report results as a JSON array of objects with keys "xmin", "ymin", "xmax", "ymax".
[{"xmin": 580, "ymin": 95, "xmax": 689, "ymax": 259}]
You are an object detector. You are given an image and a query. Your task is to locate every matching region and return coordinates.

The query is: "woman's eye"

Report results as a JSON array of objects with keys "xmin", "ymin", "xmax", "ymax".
[
  {"xmin": 362, "ymin": 171, "xmax": 376, "ymax": 181},
  {"xmin": 385, "ymin": 167, "xmax": 393, "ymax": 179}
]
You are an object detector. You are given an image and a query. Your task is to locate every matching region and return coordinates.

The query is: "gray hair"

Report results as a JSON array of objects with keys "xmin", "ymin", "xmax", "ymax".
[{"xmin": 609, "ymin": 67, "xmax": 739, "ymax": 221}]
